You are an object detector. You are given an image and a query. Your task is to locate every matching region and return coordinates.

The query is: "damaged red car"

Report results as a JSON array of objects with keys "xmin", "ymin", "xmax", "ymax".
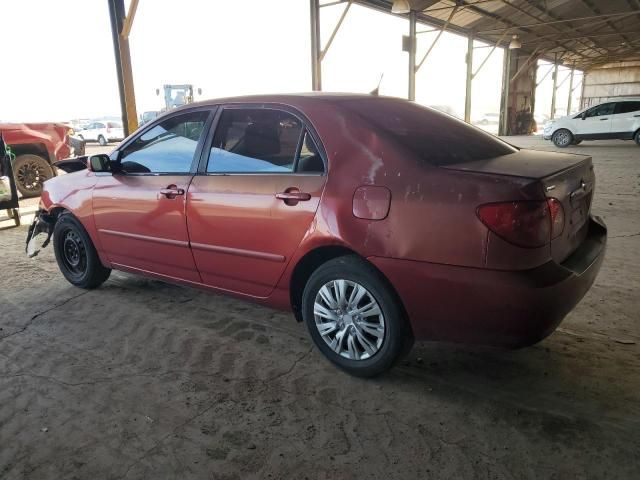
[{"xmin": 27, "ymin": 94, "xmax": 606, "ymax": 376}]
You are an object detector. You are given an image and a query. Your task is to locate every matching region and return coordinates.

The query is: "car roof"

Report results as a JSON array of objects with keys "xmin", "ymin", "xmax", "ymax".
[{"xmin": 172, "ymin": 92, "xmax": 394, "ymax": 111}]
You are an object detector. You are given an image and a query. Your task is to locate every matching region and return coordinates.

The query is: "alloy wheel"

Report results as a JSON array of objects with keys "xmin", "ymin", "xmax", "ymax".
[
  {"xmin": 313, "ymin": 279, "xmax": 385, "ymax": 360},
  {"xmin": 16, "ymin": 160, "xmax": 46, "ymax": 192}
]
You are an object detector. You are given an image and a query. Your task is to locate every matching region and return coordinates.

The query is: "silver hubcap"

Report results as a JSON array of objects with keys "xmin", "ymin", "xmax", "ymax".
[{"xmin": 313, "ymin": 279, "xmax": 385, "ymax": 360}]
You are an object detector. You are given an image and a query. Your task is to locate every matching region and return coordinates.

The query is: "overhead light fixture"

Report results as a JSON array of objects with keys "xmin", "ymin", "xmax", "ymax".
[
  {"xmin": 509, "ymin": 35, "xmax": 522, "ymax": 50},
  {"xmin": 391, "ymin": 0, "xmax": 411, "ymax": 14}
]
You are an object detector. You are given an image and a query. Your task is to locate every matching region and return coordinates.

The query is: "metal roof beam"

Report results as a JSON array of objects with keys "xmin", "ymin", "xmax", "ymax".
[{"xmin": 477, "ymin": 11, "xmax": 634, "ymax": 33}]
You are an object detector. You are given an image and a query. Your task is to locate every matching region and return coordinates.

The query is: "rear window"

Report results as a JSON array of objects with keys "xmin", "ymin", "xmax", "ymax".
[{"xmin": 338, "ymin": 98, "xmax": 517, "ymax": 166}]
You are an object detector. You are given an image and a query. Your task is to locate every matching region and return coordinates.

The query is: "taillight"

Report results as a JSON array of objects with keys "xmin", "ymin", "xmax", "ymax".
[
  {"xmin": 106, "ymin": 126, "xmax": 111, "ymax": 133},
  {"xmin": 477, "ymin": 199, "xmax": 564, "ymax": 248},
  {"xmin": 546, "ymin": 198, "xmax": 564, "ymax": 239}
]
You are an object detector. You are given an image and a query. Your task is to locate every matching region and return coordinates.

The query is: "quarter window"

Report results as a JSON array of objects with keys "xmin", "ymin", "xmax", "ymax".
[
  {"xmin": 297, "ymin": 131, "xmax": 324, "ymax": 173},
  {"xmin": 614, "ymin": 101, "xmax": 640, "ymax": 114},
  {"xmin": 207, "ymin": 109, "xmax": 302, "ymax": 173},
  {"xmin": 118, "ymin": 111, "xmax": 209, "ymax": 174}
]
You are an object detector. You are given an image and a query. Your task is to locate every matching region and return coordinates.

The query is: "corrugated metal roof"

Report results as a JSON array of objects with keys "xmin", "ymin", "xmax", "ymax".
[{"xmin": 359, "ymin": 0, "xmax": 640, "ymax": 69}]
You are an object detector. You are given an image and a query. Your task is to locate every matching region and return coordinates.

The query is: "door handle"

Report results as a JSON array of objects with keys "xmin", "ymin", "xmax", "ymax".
[
  {"xmin": 276, "ymin": 191, "xmax": 311, "ymax": 201},
  {"xmin": 599, "ymin": 118, "xmax": 609, "ymax": 120},
  {"xmin": 275, "ymin": 190, "xmax": 311, "ymax": 206},
  {"xmin": 160, "ymin": 185, "xmax": 185, "ymax": 199}
]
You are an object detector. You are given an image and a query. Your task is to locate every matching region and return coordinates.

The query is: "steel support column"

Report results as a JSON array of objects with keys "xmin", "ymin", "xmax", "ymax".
[
  {"xmin": 310, "ymin": 0, "xmax": 322, "ymax": 91},
  {"xmin": 408, "ymin": 10, "xmax": 416, "ymax": 101},
  {"xmin": 108, "ymin": 0, "xmax": 138, "ymax": 136},
  {"xmin": 464, "ymin": 33, "xmax": 474, "ymax": 123},
  {"xmin": 550, "ymin": 55, "xmax": 559, "ymax": 119},
  {"xmin": 499, "ymin": 49, "xmax": 511, "ymax": 136},
  {"xmin": 567, "ymin": 67, "xmax": 575, "ymax": 114}
]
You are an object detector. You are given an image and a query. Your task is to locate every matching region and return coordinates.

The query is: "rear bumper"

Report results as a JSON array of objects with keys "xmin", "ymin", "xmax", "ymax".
[{"xmin": 369, "ymin": 216, "xmax": 607, "ymax": 347}]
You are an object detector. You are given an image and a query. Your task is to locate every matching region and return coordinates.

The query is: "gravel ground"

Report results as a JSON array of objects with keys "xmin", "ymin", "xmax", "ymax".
[{"xmin": 0, "ymin": 136, "xmax": 638, "ymax": 479}]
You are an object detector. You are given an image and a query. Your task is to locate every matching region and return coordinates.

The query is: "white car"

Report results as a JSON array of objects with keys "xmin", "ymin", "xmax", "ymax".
[
  {"xmin": 543, "ymin": 98, "xmax": 640, "ymax": 148},
  {"xmin": 76, "ymin": 121, "xmax": 124, "ymax": 146}
]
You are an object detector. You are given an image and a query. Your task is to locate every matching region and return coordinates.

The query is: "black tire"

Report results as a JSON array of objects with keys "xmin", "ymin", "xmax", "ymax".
[
  {"xmin": 552, "ymin": 129, "xmax": 573, "ymax": 148},
  {"xmin": 13, "ymin": 154, "xmax": 54, "ymax": 198},
  {"xmin": 572, "ymin": 139, "xmax": 583, "ymax": 145},
  {"xmin": 634, "ymin": 130, "xmax": 640, "ymax": 146},
  {"xmin": 302, "ymin": 255, "xmax": 412, "ymax": 377},
  {"xmin": 98, "ymin": 135, "xmax": 108, "ymax": 146},
  {"xmin": 53, "ymin": 213, "xmax": 111, "ymax": 289}
]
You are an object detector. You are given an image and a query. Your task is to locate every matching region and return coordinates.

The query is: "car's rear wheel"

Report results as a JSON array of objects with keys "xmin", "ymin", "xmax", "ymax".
[
  {"xmin": 634, "ymin": 130, "xmax": 640, "ymax": 146},
  {"xmin": 13, "ymin": 154, "xmax": 54, "ymax": 198},
  {"xmin": 53, "ymin": 214, "xmax": 111, "ymax": 289},
  {"xmin": 302, "ymin": 255, "xmax": 412, "ymax": 377},
  {"xmin": 98, "ymin": 135, "xmax": 108, "ymax": 146},
  {"xmin": 552, "ymin": 129, "xmax": 573, "ymax": 148}
]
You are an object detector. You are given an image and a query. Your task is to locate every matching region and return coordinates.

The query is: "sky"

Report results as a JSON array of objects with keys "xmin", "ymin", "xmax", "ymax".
[{"xmin": 2, "ymin": 0, "xmax": 523, "ymax": 125}]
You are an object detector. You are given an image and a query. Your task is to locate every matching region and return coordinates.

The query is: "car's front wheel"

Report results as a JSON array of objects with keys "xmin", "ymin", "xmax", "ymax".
[
  {"xmin": 552, "ymin": 129, "xmax": 573, "ymax": 148},
  {"xmin": 634, "ymin": 130, "xmax": 640, "ymax": 146},
  {"xmin": 302, "ymin": 255, "xmax": 412, "ymax": 377},
  {"xmin": 98, "ymin": 135, "xmax": 108, "ymax": 146},
  {"xmin": 13, "ymin": 154, "xmax": 54, "ymax": 198},
  {"xmin": 53, "ymin": 213, "xmax": 111, "ymax": 289}
]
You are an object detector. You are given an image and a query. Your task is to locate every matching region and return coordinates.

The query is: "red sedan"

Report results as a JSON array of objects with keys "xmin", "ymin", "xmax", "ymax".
[{"xmin": 27, "ymin": 94, "xmax": 606, "ymax": 377}]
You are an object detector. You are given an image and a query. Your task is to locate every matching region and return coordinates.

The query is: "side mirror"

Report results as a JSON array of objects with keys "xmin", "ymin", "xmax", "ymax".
[
  {"xmin": 581, "ymin": 112, "xmax": 586, "ymax": 120},
  {"xmin": 88, "ymin": 154, "xmax": 112, "ymax": 173}
]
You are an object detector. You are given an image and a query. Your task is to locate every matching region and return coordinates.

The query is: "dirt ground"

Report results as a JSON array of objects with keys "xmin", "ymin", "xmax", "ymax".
[{"xmin": 1, "ymin": 136, "xmax": 639, "ymax": 479}]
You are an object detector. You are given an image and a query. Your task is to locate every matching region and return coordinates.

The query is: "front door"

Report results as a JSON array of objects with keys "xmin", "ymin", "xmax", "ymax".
[
  {"xmin": 187, "ymin": 107, "xmax": 327, "ymax": 297},
  {"xmin": 93, "ymin": 109, "xmax": 212, "ymax": 282},
  {"xmin": 575, "ymin": 102, "xmax": 614, "ymax": 138}
]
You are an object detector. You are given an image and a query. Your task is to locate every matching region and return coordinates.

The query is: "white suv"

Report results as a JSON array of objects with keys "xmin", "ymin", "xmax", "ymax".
[
  {"xmin": 543, "ymin": 98, "xmax": 640, "ymax": 148},
  {"xmin": 77, "ymin": 121, "xmax": 125, "ymax": 146}
]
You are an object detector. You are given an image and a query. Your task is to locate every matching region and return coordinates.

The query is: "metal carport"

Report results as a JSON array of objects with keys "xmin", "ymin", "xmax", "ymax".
[{"xmin": 108, "ymin": 0, "xmax": 640, "ymax": 136}]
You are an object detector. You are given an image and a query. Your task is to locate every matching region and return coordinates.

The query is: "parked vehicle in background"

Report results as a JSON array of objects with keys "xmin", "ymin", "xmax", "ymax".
[
  {"xmin": 140, "ymin": 111, "xmax": 159, "ymax": 125},
  {"xmin": 544, "ymin": 98, "xmax": 640, "ymax": 147},
  {"xmin": 0, "ymin": 122, "xmax": 74, "ymax": 197},
  {"xmin": 27, "ymin": 94, "xmax": 606, "ymax": 377},
  {"xmin": 473, "ymin": 113, "xmax": 500, "ymax": 126},
  {"xmin": 76, "ymin": 121, "xmax": 124, "ymax": 146}
]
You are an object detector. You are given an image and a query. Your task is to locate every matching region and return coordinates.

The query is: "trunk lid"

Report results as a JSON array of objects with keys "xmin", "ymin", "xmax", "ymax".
[{"xmin": 444, "ymin": 149, "xmax": 595, "ymax": 263}]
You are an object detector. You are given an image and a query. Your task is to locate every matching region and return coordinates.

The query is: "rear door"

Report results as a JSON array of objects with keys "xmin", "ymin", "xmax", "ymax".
[
  {"xmin": 575, "ymin": 102, "xmax": 614, "ymax": 137},
  {"xmin": 611, "ymin": 101, "xmax": 640, "ymax": 138},
  {"xmin": 93, "ymin": 108, "xmax": 213, "ymax": 281},
  {"xmin": 186, "ymin": 106, "xmax": 327, "ymax": 297}
]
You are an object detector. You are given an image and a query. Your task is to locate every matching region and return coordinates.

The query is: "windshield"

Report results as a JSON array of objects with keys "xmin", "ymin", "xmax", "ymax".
[{"xmin": 338, "ymin": 98, "xmax": 517, "ymax": 166}]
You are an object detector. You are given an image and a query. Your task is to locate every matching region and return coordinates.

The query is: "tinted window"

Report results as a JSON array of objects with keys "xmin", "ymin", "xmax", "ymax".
[
  {"xmin": 207, "ymin": 109, "xmax": 302, "ymax": 173},
  {"xmin": 118, "ymin": 110, "xmax": 209, "ymax": 173},
  {"xmin": 614, "ymin": 101, "xmax": 640, "ymax": 114},
  {"xmin": 338, "ymin": 98, "xmax": 516, "ymax": 166},
  {"xmin": 585, "ymin": 103, "xmax": 615, "ymax": 118}
]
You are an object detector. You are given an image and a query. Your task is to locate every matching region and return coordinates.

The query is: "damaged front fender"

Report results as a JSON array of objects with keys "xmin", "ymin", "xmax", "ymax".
[{"xmin": 26, "ymin": 210, "xmax": 57, "ymax": 258}]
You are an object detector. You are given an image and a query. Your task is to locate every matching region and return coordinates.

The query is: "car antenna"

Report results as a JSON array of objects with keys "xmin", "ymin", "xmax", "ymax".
[{"xmin": 370, "ymin": 73, "xmax": 384, "ymax": 96}]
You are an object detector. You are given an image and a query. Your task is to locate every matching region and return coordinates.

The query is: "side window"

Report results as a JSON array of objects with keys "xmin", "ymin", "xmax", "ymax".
[
  {"xmin": 297, "ymin": 131, "xmax": 324, "ymax": 173},
  {"xmin": 585, "ymin": 103, "xmax": 615, "ymax": 118},
  {"xmin": 614, "ymin": 101, "xmax": 640, "ymax": 114},
  {"xmin": 118, "ymin": 110, "xmax": 209, "ymax": 174},
  {"xmin": 207, "ymin": 108, "xmax": 302, "ymax": 173}
]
